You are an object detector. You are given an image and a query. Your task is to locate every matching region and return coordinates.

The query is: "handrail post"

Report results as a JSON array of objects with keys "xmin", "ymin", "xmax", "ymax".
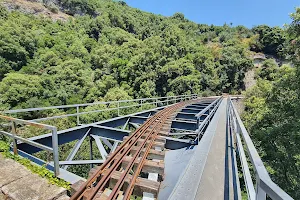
[
  {"xmin": 11, "ymin": 122, "xmax": 18, "ymax": 155},
  {"xmin": 52, "ymin": 127, "xmax": 60, "ymax": 176},
  {"xmin": 76, "ymin": 106, "xmax": 80, "ymax": 125},
  {"xmin": 256, "ymin": 177, "xmax": 266, "ymax": 200}
]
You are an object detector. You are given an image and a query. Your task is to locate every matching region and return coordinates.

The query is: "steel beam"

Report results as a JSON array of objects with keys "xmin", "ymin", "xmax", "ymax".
[
  {"xmin": 129, "ymin": 122, "xmax": 140, "ymax": 129},
  {"xmin": 122, "ymin": 117, "xmax": 130, "ymax": 130},
  {"xmin": 111, "ymin": 141, "xmax": 119, "ymax": 153},
  {"xmin": 101, "ymin": 138, "xmax": 113, "ymax": 149},
  {"xmin": 91, "ymin": 125, "xmax": 130, "ymax": 141},
  {"xmin": 58, "ymin": 160, "xmax": 104, "ymax": 165},
  {"xmin": 91, "ymin": 135, "xmax": 108, "ymax": 160},
  {"xmin": 186, "ymin": 105, "xmax": 206, "ymax": 109},
  {"xmin": 168, "ymin": 132, "xmax": 197, "ymax": 136},
  {"xmin": 129, "ymin": 116, "xmax": 148, "ymax": 124},
  {"xmin": 18, "ymin": 126, "xmax": 91, "ymax": 154},
  {"xmin": 176, "ymin": 112, "xmax": 197, "ymax": 120},
  {"xmin": 63, "ymin": 128, "xmax": 91, "ymax": 170},
  {"xmin": 181, "ymin": 108, "xmax": 202, "ymax": 114},
  {"xmin": 172, "ymin": 120, "xmax": 197, "ymax": 131},
  {"xmin": 162, "ymin": 136, "xmax": 192, "ymax": 150}
]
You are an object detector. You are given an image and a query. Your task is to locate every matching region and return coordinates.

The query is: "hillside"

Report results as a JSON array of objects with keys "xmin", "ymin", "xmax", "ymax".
[
  {"xmin": 0, "ymin": 0, "xmax": 299, "ymax": 198},
  {"xmin": 0, "ymin": 0, "xmax": 287, "ymax": 111}
]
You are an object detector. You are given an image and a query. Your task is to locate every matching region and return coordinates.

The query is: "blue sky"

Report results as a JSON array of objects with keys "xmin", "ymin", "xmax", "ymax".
[{"xmin": 124, "ymin": 0, "xmax": 299, "ymax": 28}]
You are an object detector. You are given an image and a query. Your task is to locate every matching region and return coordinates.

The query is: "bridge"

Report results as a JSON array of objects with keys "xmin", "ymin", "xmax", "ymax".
[{"xmin": 0, "ymin": 95, "xmax": 293, "ymax": 200}]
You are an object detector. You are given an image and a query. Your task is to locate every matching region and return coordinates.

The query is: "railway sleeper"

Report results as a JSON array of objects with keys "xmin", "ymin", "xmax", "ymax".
[
  {"xmin": 81, "ymin": 169, "xmax": 161, "ymax": 198},
  {"xmin": 123, "ymin": 135, "xmax": 166, "ymax": 144},
  {"xmin": 123, "ymin": 137, "xmax": 165, "ymax": 149},
  {"xmin": 121, "ymin": 156, "xmax": 164, "ymax": 175},
  {"xmin": 130, "ymin": 146, "xmax": 165, "ymax": 160}
]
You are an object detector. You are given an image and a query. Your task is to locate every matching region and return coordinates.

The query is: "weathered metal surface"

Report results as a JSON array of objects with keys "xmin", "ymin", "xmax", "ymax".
[
  {"xmin": 158, "ymin": 147, "xmax": 196, "ymax": 200},
  {"xmin": 168, "ymin": 98, "xmax": 225, "ymax": 200},
  {"xmin": 70, "ymin": 100, "xmax": 194, "ymax": 200}
]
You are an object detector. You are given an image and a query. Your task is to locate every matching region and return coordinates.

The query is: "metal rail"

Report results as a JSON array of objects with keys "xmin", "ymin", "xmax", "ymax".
[
  {"xmin": 70, "ymin": 100, "xmax": 194, "ymax": 200},
  {"xmin": 195, "ymin": 97, "xmax": 222, "ymax": 141},
  {"xmin": 0, "ymin": 115, "xmax": 60, "ymax": 176},
  {"xmin": 228, "ymin": 98, "xmax": 293, "ymax": 200},
  {"xmin": 2, "ymin": 94, "xmax": 197, "ymax": 125},
  {"xmin": 0, "ymin": 94, "xmax": 197, "ymax": 180}
]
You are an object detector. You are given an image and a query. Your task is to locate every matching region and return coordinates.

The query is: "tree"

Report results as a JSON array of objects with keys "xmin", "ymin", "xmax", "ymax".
[
  {"xmin": 257, "ymin": 59, "xmax": 278, "ymax": 81},
  {"xmin": 0, "ymin": 73, "xmax": 42, "ymax": 108}
]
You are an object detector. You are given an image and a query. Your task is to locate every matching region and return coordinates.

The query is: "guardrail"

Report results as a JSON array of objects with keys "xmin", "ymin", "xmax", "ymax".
[
  {"xmin": 228, "ymin": 98, "xmax": 293, "ymax": 200},
  {"xmin": 0, "ymin": 115, "xmax": 60, "ymax": 176},
  {"xmin": 0, "ymin": 94, "xmax": 198, "ymax": 177},
  {"xmin": 195, "ymin": 96, "xmax": 223, "ymax": 141},
  {"xmin": 2, "ymin": 94, "xmax": 198, "ymax": 125}
]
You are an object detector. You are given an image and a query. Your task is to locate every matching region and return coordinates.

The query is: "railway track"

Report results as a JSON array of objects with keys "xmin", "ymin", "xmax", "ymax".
[{"xmin": 70, "ymin": 100, "xmax": 196, "ymax": 200}]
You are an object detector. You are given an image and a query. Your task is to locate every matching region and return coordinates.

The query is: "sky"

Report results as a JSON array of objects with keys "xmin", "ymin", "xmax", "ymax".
[{"xmin": 124, "ymin": 0, "xmax": 299, "ymax": 28}]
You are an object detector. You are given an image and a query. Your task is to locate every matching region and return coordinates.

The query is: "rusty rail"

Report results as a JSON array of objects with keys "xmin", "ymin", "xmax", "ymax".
[{"xmin": 70, "ymin": 100, "xmax": 194, "ymax": 200}]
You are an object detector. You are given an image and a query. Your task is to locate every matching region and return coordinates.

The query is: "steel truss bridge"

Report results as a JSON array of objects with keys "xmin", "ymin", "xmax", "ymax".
[{"xmin": 0, "ymin": 95, "xmax": 293, "ymax": 200}]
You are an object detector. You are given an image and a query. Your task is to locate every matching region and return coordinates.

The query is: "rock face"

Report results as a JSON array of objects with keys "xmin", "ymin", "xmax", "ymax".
[
  {"xmin": 0, "ymin": 154, "xmax": 69, "ymax": 200},
  {"xmin": 0, "ymin": 0, "xmax": 71, "ymax": 21}
]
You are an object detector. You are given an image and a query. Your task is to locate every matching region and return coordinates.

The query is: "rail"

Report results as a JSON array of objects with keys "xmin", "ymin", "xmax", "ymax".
[
  {"xmin": 228, "ymin": 98, "xmax": 293, "ymax": 200},
  {"xmin": 0, "ymin": 115, "xmax": 60, "ymax": 176},
  {"xmin": 2, "ymin": 94, "xmax": 198, "ymax": 124},
  {"xmin": 0, "ymin": 94, "xmax": 198, "ymax": 178},
  {"xmin": 70, "ymin": 100, "xmax": 192, "ymax": 200},
  {"xmin": 195, "ymin": 96, "xmax": 222, "ymax": 141}
]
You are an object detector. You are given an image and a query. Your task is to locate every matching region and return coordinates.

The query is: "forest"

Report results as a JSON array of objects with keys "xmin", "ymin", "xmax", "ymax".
[
  {"xmin": 242, "ymin": 8, "xmax": 300, "ymax": 199},
  {"xmin": 0, "ymin": 0, "xmax": 288, "ymax": 111},
  {"xmin": 0, "ymin": 0, "xmax": 299, "ymax": 198}
]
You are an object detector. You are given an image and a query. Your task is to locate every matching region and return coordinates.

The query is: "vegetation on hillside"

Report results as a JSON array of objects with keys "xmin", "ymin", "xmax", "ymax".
[
  {"xmin": 0, "ymin": 0, "xmax": 287, "ymax": 113},
  {"xmin": 243, "ymin": 8, "xmax": 300, "ymax": 199},
  {"xmin": 0, "ymin": 0, "xmax": 298, "ymax": 198}
]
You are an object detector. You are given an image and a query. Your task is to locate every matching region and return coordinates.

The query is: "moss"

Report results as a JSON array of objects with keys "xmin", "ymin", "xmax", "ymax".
[{"xmin": 0, "ymin": 139, "xmax": 70, "ymax": 190}]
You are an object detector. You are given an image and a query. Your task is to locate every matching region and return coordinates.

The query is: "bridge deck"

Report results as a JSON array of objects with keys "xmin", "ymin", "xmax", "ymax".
[{"xmin": 168, "ymin": 98, "xmax": 239, "ymax": 200}]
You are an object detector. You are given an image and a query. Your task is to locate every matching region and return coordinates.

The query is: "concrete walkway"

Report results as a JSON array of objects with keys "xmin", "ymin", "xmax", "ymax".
[{"xmin": 0, "ymin": 154, "xmax": 69, "ymax": 200}]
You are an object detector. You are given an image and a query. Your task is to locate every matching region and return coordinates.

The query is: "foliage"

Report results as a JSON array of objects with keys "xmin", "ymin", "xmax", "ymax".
[
  {"xmin": 256, "ymin": 59, "xmax": 279, "ymax": 81},
  {"xmin": 0, "ymin": 1, "xmax": 258, "ymax": 112},
  {"xmin": 242, "ymin": 8, "xmax": 300, "ymax": 199},
  {"xmin": 252, "ymin": 25, "xmax": 286, "ymax": 58},
  {"xmin": 0, "ymin": 1, "xmax": 299, "ymax": 197}
]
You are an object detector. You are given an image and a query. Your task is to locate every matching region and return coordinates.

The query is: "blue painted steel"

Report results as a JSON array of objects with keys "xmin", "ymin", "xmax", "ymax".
[
  {"xmin": 164, "ymin": 137, "xmax": 193, "ymax": 150},
  {"xmin": 17, "ymin": 149, "xmax": 55, "ymax": 171},
  {"xmin": 186, "ymin": 105, "xmax": 206, "ymax": 109},
  {"xmin": 176, "ymin": 112, "xmax": 197, "ymax": 120},
  {"xmin": 63, "ymin": 128, "xmax": 91, "ymax": 170},
  {"xmin": 172, "ymin": 120, "xmax": 197, "ymax": 131},
  {"xmin": 18, "ymin": 126, "xmax": 90, "ymax": 154},
  {"xmin": 129, "ymin": 116, "xmax": 148, "ymax": 124},
  {"xmin": 96, "ymin": 117, "xmax": 129, "ymax": 128},
  {"xmin": 181, "ymin": 108, "xmax": 202, "ymax": 114},
  {"xmin": 135, "ymin": 111, "xmax": 156, "ymax": 117},
  {"xmin": 90, "ymin": 125, "xmax": 130, "ymax": 141}
]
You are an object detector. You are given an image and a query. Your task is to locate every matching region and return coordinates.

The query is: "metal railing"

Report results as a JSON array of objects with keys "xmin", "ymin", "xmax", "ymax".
[
  {"xmin": 3, "ymin": 94, "xmax": 198, "ymax": 124},
  {"xmin": 0, "ymin": 115, "xmax": 60, "ymax": 176},
  {"xmin": 195, "ymin": 96, "xmax": 223, "ymax": 141},
  {"xmin": 0, "ymin": 94, "xmax": 198, "ymax": 177},
  {"xmin": 228, "ymin": 98, "xmax": 293, "ymax": 200}
]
